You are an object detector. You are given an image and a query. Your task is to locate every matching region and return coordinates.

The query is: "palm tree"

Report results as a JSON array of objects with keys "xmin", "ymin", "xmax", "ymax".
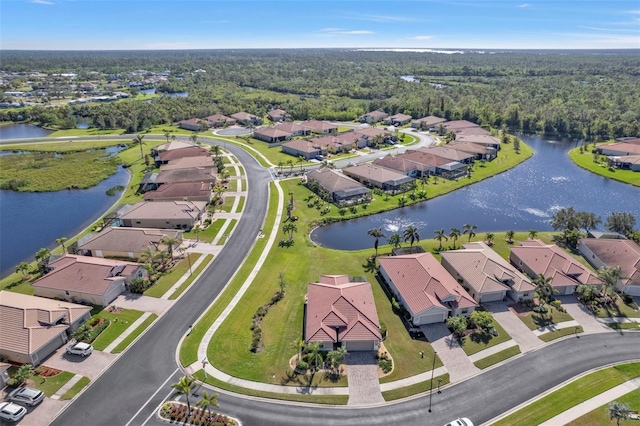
[
  {"xmin": 449, "ymin": 227, "xmax": 461, "ymax": 249},
  {"xmin": 506, "ymin": 230, "xmax": 515, "ymax": 244},
  {"xmin": 190, "ymin": 133, "xmax": 198, "ymax": 144},
  {"xmin": 170, "ymin": 376, "xmax": 196, "ymax": 416},
  {"xmin": 388, "ymin": 233, "xmax": 402, "ymax": 249},
  {"xmin": 463, "ymin": 224, "xmax": 477, "ymax": 242},
  {"xmin": 533, "ymin": 273, "xmax": 556, "ymax": 312},
  {"xmin": 72, "ymin": 323, "xmax": 92, "ymax": 342},
  {"xmin": 434, "ymin": 228, "xmax": 448, "ymax": 251},
  {"xmin": 164, "ymin": 131, "xmax": 171, "ymax": 143},
  {"xmin": 196, "ymin": 391, "xmax": 219, "ymax": 417},
  {"xmin": 608, "ymin": 401, "xmax": 631, "ymax": 426},
  {"xmin": 160, "ymin": 235, "xmax": 181, "ymax": 258},
  {"xmin": 597, "ymin": 265, "xmax": 623, "ymax": 297},
  {"xmin": 132, "ymin": 134, "xmax": 145, "ymax": 160},
  {"xmin": 528, "ymin": 229, "xmax": 538, "ymax": 239},
  {"xmin": 403, "ymin": 225, "xmax": 420, "ymax": 247},
  {"xmin": 297, "ymin": 156, "xmax": 305, "ymax": 173},
  {"xmin": 290, "ymin": 337, "xmax": 305, "ymax": 362},
  {"xmin": 16, "ymin": 261, "xmax": 30, "ymax": 278},
  {"xmin": 56, "ymin": 236, "xmax": 68, "ymax": 254},
  {"xmin": 210, "ymin": 144, "xmax": 222, "ymax": 158},
  {"xmin": 484, "ymin": 232, "xmax": 495, "ymax": 246},
  {"xmin": 306, "ymin": 342, "xmax": 323, "ymax": 372},
  {"xmin": 368, "ymin": 227, "xmax": 386, "ymax": 257},
  {"xmin": 35, "ymin": 247, "xmax": 51, "ymax": 272},
  {"xmin": 277, "ymin": 161, "xmax": 284, "ymax": 174}
]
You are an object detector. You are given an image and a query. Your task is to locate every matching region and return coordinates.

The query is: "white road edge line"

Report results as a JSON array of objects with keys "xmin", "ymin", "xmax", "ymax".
[
  {"xmin": 141, "ymin": 389, "xmax": 174, "ymax": 426},
  {"xmin": 125, "ymin": 367, "xmax": 180, "ymax": 426}
]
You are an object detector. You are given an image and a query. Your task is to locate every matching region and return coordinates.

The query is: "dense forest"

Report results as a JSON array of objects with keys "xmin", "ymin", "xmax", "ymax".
[{"xmin": 1, "ymin": 49, "xmax": 639, "ymax": 139}]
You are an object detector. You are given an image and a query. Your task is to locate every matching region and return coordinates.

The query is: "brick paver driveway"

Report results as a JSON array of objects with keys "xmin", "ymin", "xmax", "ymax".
[
  {"xmin": 421, "ymin": 323, "xmax": 479, "ymax": 383},
  {"xmin": 485, "ymin": 301, "xmax": 543, "ymax": 353},
  {"xmin": 557, "ymin": 295, "xmax": 613, "ymax": 334},
  {"xmin": 41, "ymin": 346, "xmax": 116, "ymax": 380},
  {"xmin": 345, "ymin": 352, "xmax": 384, "ymax": 405}
]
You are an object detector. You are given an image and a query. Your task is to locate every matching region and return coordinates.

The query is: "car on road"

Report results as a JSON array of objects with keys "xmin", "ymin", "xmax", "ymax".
[
  {"xmin": 0, "ymin": 402, "xmax": 27, "ymax": 423},
  {"xmin": 66, "ymin": 341, "xmax": 93, "ymax": 357},
  {"xmin": 444, "ymin": 418, "xmax": 473, "ymax": 426},
  {"xmin": 7, "ymin": 387, "xmax": 45, "ymax": 406}
]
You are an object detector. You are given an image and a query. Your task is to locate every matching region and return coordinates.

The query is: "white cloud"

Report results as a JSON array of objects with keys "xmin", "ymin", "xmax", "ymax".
[
  {"xmin": 361, "ymin": 14, "xmax": 427, "ymax": 23},
  {"xmin": 412, "ymin": 35, "xmax": 434, "ymax": 40},
  {"xmin": 318, "ymin": 28, "xmax": 374, "ymax": 35},
  {"xmin": 30, "ymin": 0, "xmax": 55, "ymax": 5},
  {"xmin": 517, "ymin": 3, "xmax": 530, "ymax": 8}
]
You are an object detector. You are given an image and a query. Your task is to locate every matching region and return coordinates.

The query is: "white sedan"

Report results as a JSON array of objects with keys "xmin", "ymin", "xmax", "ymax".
[{"xmin": 444, "ymin": 418, "xmax": 473, "ymax": 426}]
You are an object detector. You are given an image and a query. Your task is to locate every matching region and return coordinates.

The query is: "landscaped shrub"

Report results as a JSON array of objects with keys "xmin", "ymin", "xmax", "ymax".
[
  {"xmin": 550, "ymin": 299, "xmax": 565, "ymax": 312},
  {"xmin": 88, "ymin": 318, "xmax": 110, "ymax": 343},
  {"xmin": 296, "ymin": 359, "xmax": 309, "ymax": 371},
  {"xmin": 533, "ymin": 305, "xmax": 548, "ymax": 314},
  {"xmin": 379, "ymin": 321, "xmax": 387, "ymax": 339},
  {"xmin": 376, "ymin": 352, "xmax": 393, "ymax": 374},
  {"xmin": 129, "ymin": 277, "xmax": 152, "ymax": 294}
]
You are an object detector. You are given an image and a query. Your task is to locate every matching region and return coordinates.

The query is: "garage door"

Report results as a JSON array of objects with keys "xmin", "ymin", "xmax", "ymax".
[
  {"xmin": 418, "ymin": 313, "xmax": 446, "ymax": 324},
  {"xmin": 345, "ymin": 341, "xmax": 374, "ymax": 351},
  {"xmin": 481, "ymin": 292, "xmax": 504, "ymax": 303},
  {"xmin": 625, "ymin": 285, "xmax": 640, "ymax": 296}
]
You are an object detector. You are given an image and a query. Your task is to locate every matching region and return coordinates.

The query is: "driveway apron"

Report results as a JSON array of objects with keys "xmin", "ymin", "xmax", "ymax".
[
  {"xmin": 420, "ymin": 323, "xmax": 479, "ymax": 383},
  {"xmin": 345, "ymin": 352, "xmax": 384, "ymax": 405},
  {"xmin": 485, "ymin": 301, "xmax": 543, "ymax": 353},
  {"xmin": 557, "ymin": 295, "xmax": 613, "ymax": 334}
]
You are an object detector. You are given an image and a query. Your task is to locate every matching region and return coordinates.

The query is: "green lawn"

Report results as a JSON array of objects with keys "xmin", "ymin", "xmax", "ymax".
[
  {"xmin": 605, "ymin": 322, "xmax": 640, "ymax": 330},
  {"xmin": 567, "ymin": 388, "xmax": 640, "ymax": 426},
  {"xmin": 492, "ymin": 362, "xmax": 640, "ymax": 426},
  {"xmin": 169, "ymin": 255, "xmax": 214, "ymax": 300},
  {"xmin": 13, "ymin": 369, "xmax": 76, "ymax": 397},
  {"xmin": 474, "ymin": 345, "xmax": 521, "ymax": 369},
  {"xmin": 91, "ymin": 308, "xmax": 145, "ymax": 351},
  {"xmin": 226, "ymin": 179, "xmax": 237, "ymax": 192},
  {"xmin": 382, "ymin": 374, "xmax": 450, "ymax": 401},
  {"xmin": 144, "ymin": 253, "xmax": 202, "ymax": 298},
  {"xmin": 569, "ymin": 146, "xmax": 640, "ymax": 187},
  {"xmin": 183, "ymin": 219, "xmax": 224, "ymax": 243},
  {"xmin": 217, "ymin": 220, "xmax": 237, "ymax": 246},
  {"xmin": 0, "ymin": 140, "xmax": 124, "ymax": 152},
  {"xmin": 540, "ymin": 326, "xmax": 583, "ymax": 342},
  {"xmin": 596, "ymin": 296, "xmax": 640, "ymax": 319},
  {"xmin": 236, "ymin": 196, "xmax": 246, "ymax": 212},
  {"xmin": 459, "ymin": 316, "xmax": 512, "ymax": 356},
  {"xmin": 112, "ymin": 313, "xmax": 158, "ymax": 353},
  {"xmin": 60, "ymin": 376, "xmax": 91, "ymax": 400},
  {"xmin": 517, "ymin": 305, "xmax": 575, "ymax": 331},
  {"xmin": 219, "ymin": 196, "xmax": 235, "ymax": 212}
]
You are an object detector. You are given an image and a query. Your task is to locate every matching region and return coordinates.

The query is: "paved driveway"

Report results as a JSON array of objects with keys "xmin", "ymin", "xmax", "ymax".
[
  {"xmin": 558, "ymin": 295, "xmax": 613, "ymax": 334},
  {"xmin": 485, "ymin": 302, "xmax": 543, "ymax": 353},
  {"xmin": 421, "ymin": 323, "xmax": 479, "ymax": 383},
  {"xmin": 111, "ymin": 292, "xmax": 174, "ymax": 316},
  {"xmin": 16, "ymin": 398, "xmax": 67, "ymax": 426},
  {"xmin": 345, "ymin": 352, "xmax": 384, "ymax": 406},
  {"xmin": 41, "ymin": 346, "xmax": 116, "ymax": 380}
]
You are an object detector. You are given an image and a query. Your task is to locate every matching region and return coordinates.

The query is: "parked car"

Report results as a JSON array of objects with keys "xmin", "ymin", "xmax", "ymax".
[
  {"xmin": 408, "ymin": 327, "xmax": 425, "ymax": 339},
  {"xmin": 0, "ymin": 402, "xmax": 27, "ymax": 423},
  {"xmin": 7, "ymin": 387, "xmax": 45, "ymax": 406},
  {"xmin": 444, "ymin": 418, "xmax": 473, "ymax": 426},
  {"xmin": 66, "ymin": 341, "xmax": 93, "ymax": 357}
]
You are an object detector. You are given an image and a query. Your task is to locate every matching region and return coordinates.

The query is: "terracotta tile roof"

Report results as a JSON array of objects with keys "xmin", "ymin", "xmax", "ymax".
[
  {"xmin": 389, "ymin": 113, "xmax": 412, "ymax": 122},
  {"xmin": 579, "ymin": 238, "xmax": 640, "ymax": 284},
  {"xmin": 601, "ymin": 143, "xmax": 640, "ymax": 156},
  {"xmin": 511, "ymin": 240, "xmax": 602, "ymax": 287},
  {"xmin": 309, "ymin": 135, "xmax": 353, "ymax": 150},
  {"xmin": 267, "ymin": 109, "xmax": 288, "ymax": 120},
  {"xmin": 120, "ymin": 201, "xmax": 207, "ymax": 221},
  {"xmin": 205, "ymin": 114, "xmax": 234, "ymax": 124},
  {"xmin": 299, "ymin": 120, "xmax": 338, "ymax": 133},
  {"xmin": 412, "ymin": 116, "xmax": 447, "ymax": 126},
  {"xmin": 363, "ymin": 110, "xmax": 388, "ymax": 120},
  {"xmin": 0, "ymin": 291, "xmax": 91, "ymax": 356},
  {"xmin": 373, "ymin": 155, "xmax": 425, "ymax": 173},
  {"xmin": 282, "ymin": 139, "xmax": 324, "ymax": 153},
  {"xmin": 275, "ymin": 122, "xmax": 305, "ymax": 133},
  {"xmin": 178, "ymin": 118, "xmax": 201, "ymax": 127},
  {"xmin": 454, "ymin": 134, "xmax": 501, "ymax": 146},
  {"xmin": 31, "ymin": 255, "xmax": 143, "ymax": 296},
  {"xmin": 78, "ymin": 227, "xmax": 182, "ymax": 254},
  {"xmin": 159, "ymin": 156, "xmax": 214, "ymax": 170},
  {"xmin": 351, "ymin": 127, "xmax": 393, "ymax": 139},
  {"xmin": 306, "ymin": 275, "xmax": 381, "ymax": 344},
  {"xmin": 448, "ymin": 141, "xmax": 491, "ymax": 155},
  {"xmin": 453, "ymin": 127, "xmax": 492, "ymax": 136},
  {"xmin": 307, "ymin": 168, "xmax": 367, "ymax": 193},
  {"xmin": 253, "ymin": 127, "xmax": 291, "ymax": 138},
  {"xmin": 156, "ymin": 167, "xmax": 217, "ymax": 184},
  {"xmin": 157, "ymin": 146, "xmax": 210, "ymax": 162},
  {"xmin": 443, "ymin": 120, "xmax": 481, "ymax": 130},
  {"xmin": 441, "ymin": 242, "xmax": 535, "ymax": 295},
  {"xmin": 143, "ymin": 182, "xmax": 212, "ymax": 201},
  {"xmin": 378, "ymin": 253, "xmax": 477, "ymax": 316},
  {"xmin": 417, "ymin": 146, "xmax": 475, "ymax": 162},
  {"xmin": 230, "ymin": 111, "xmax": 256, "ymax": 121},
  {"xmin": 398, "ymin": 150, "xmax": 452, "ymax": 167},
  {"xmin": 343, "ymin": 163, "xmax": 414, "ymax": 184}
]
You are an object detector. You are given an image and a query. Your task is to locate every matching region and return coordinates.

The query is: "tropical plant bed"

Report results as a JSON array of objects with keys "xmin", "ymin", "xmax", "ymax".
[
  {"xmin": 159, "ymin": 401, "xmax": 237, "ymax": 425},
  {"xmin": 511, "ymin": 302, "xmax": 574, "ymax": 330},
  {"xmin": 595, "ymin": 296, "xmax": 640, "ymax": 319}
]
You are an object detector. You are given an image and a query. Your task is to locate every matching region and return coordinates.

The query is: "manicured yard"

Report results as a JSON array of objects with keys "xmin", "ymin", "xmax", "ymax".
[
  {"xmin": 492, "ymin": 362, "xmax": 640, "ymax": 426},
  {"xmin": 473, "ymin": 345, "xmax": 521, "ymax": 369},
  {"xmin": 7, "ymin": 367, "xmax": 76, "ymax": 398},
  {"xmin": 226, "ymin": 179, "xmax": 237, "ymax": 192},
  {"xmin": 596, "ymin": 296, "xmax": 640, "ymax": 319},
  {"xmin": 60, "ymin": 376, "xmax": 91, "ymax": 400},
  {"xmin": 91, "ymin": 308, "xmax": 145, "ymax": 351},
  {"xmin": 539, "ymin": 326, "xmax": 583, "ymax": 342},
  {"xmin": 219, "ymin": 196, "xmax": 235, "ymax": 212},
  {"xmin": 144, "ymin": 253, "xmax": 202, "ymax": 298},
  {"xmin": 169, "ymin": 255, "xmax": 214, "ymax": 300},
  {"xmin": 569, "ymin": 146, "xmax": 640, "ymax": 187},
  {"xmin": 459, "ymin": 315, "xmax": 512, "ymax": 356},
  {"xmin": 236, "ymin": 196, "xmax": 246, "ymax": 212},
  {"xmin": 217, "ymin": 220, "xmax": 237, "ymax": 245},
  {"xmin": 183, "ymin": 220, "xmax": 224, "ymax": 243},
  {"xmin": 516, "ymin": 304, "xmax": 575, "ymax": 331},
  {"xmin": 606, "ymin": 322, "xmax": 640, "ymax": 330},
  {"xmin": 382, "ymin": 373, "xmax": 450, "ymax": 401},
  {"xmin": 112, "ymin": 313, "xmax": 158, "ymax": 353},
  {"xmin": 567, "ymin": 388, "xmax": 640, "ymax": 426}
]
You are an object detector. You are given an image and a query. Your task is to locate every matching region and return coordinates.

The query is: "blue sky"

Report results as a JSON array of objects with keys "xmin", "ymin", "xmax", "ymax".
[{"xmin": 1, "ymin": 1, "xmax": 639, "ymax": 50}]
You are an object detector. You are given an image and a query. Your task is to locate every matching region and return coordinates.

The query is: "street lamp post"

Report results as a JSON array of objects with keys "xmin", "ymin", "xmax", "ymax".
[
  {"xmin": 428, "ymin": 351, "xmax": 437, "ymax": 413},
  {"xmin": 438, "ymin": 377, "xmax": 443, "ymax": 394},
  {"xmin": 202, "ymin": 358, "xmax": 208, "ymax": 380}
]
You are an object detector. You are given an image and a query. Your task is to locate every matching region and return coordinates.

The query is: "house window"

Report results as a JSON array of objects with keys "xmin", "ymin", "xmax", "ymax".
[
  {"xmin": 135, "ymin": 221, "xmax": 141, "ymax": 224},
  {"xmin": 523, "ymin": 293, "xmax": 529, "ymax": 297},
  {"xmin": 65, "ymin": 291, "xmax": 70, "ymax": 296},
  {"xmin": 461, "ymin": 308, "xmax": 468, "ymax": 314}
]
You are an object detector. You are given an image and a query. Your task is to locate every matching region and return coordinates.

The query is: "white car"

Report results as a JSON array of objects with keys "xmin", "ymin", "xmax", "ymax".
[
  {"xmin": 66, "ymin": 341, "xmax": 93, "ymax": 357},
  {"xmin": 0, "ymin": 402, "xmax": 27, "ymax": 423},
  {"xmin": 444, "ymin": 418, "xmax": 473, "ymax": 426},
  {"xmin": 7, "ymin": 386, "xmax": 45, "ymax": 406}
]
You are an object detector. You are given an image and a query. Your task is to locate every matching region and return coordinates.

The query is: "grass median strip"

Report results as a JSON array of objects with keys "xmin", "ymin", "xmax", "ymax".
[
  {"xmin": 60, "ymin": 376, "xmax": 90, "ymax": 400},
  {"xmin": 474, "ymin": 346, "xmax": 521, "ymax": 369},
  {"xmin": 382, "ymin": 374, "xmax": 450, "ymax": 402},
  {"xmin": 539, "ymin": 326, "xmax": 583, "ymax": 342},
  {"xmin": 184, "ymin": 221, "xmax": 224, "ymax": 243},
  {"xmin": 111, "ymin": 313, "xmax": 159, "ymax": 353},
  {"xmin": 91, "ymin": 308, "xmax": 145, "ymax": 351},
  {"xmin": 567, "ymin": 388, "xmax": 640, "ymax": 426},
  {"xmin": 169, "ymin": 255, "xmax": 214, "ymax": 300},
  {"xmin": 216, "ymin": 220, "xmax": 237, "ymax": 246}
]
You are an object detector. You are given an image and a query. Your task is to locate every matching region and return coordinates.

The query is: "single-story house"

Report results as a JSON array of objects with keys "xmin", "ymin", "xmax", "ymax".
[
  {"xmin": 441, "ymin": 242, "xmax": 536, "ymax": 303},
  {"xmin": 448, "ymin": 141, "xmax": 496, "ymax": 161},
  {"xmin": 267, "ymin": 109, "xmax": 289, "ymax": 123},
  {"xmin": 418, "ymin": 146, "xmax": 475, "ymax": 164},
  {"xmin": 275, "ymin": 122, "xmax": 309, "ymax": 137},
  {"xmin": 306, "ymin": 168, "xmax": 371, "ymax": 203},
  {"xmin": 610, "ymin": 155, "xmax": 640, "ymax": 171},
  {"xmin": 443, "ymin": 120, "xmax": 483, "ymax": 133},
  {"xmin": 299, "ymin": 120, "xmax": 338, "ymax": 135},
  {"xmin": 178, "ymin": 118, "xmax": 208, "ymax": 131},
  {"xmin": 616, "ymin": 137, "xmax": 640, "ymax": 145},
  {"xmin": 349, "ymin": 127, "xmax": 396, "ymax": 147},
  {"xmin": 378, "ymin": 253, "xmax": 477, "ymax": 325},
  {"xmin": 373, "ymin": 155, "xmax": 432, "ymax": 178},
  {"xmin": 76, "ymin": 227, "xmax": 182, "ymax": 260},
  {"xmin": 143, "ymin": 182, "xmax": 212, "ymax": 203},
  {"xmin": 0, "ymin": 363, "xmax": 10, "ymax": 388},
  {"xmin": 159, "ymin": 156, "xmax": 214, "ymax": 171},
  {"xmin": 230, "ymin": 111, "xmax": 262, "ymax": 126},
  {"xmin": 253, "ymin": 127, "xmax": 292, "ymax": 143},
  {"xmin": 152, "ymin": 140, "xmax": 198, "ymax": 155},
  {"xmin": 454, "ymin": 134, "xmax": 501, "ymax": 151},
  {"xmin": 359, "ymin": 110, "xmax": 388, "ymax": 124},
  {"xmin": 597, "ymin": 142, "xmax": 640, "ymax": 157},
  {"xmin": 308, "ymin": 135, "xmax": 354, "ymax": 154},
  {"xmin": 305, "ymin": 275, "xmax": 382, "ymax": 351},
  {"xmin": 397, "ymin": 150, "xmax": 460, "ymax": 177},
  {"xmin": 411, "ymin": 115, "xmax": 447, "ymax": 130},
  {"xmin": 138, "ymin": 172, "xmax": 160, "ymax": 192},
  {"xmin": 342, "ymin": 163, "xmax": 415, "ymax": 192},
  {"xmin": 510, "ymin": 240, "xmax": 603, "ymax": 295},
  {"xmin": 156, "ymin": 167, "xmax": 217, "ymax": 186},
  {"xmin": 155, "ymin": 146, "xmax": 210, "ymax": 166},
  {"xmin": 384, "ymin": 113, "xmax": 412, "ymax": 126},
  {"xmin": 205, "ymin": 114, "xmax": 236, "ymax": 128},
  {"xmin": 116, "ymin": 200, "xmax": 207, "ymax": 230},
  {"xmin": 578, "ymin": 238, "xmax": 640, "ymax": 296},
  {"xmin": 0, "ymin": 291, "xmax": 92, "ymax": 365},
  {"xmin": 281, "ymin": 139, "xmax": 327, "ymax": 160},
  {"xmin": 31, "ymin": 255, "xmax": 146, "ymax": 307}
]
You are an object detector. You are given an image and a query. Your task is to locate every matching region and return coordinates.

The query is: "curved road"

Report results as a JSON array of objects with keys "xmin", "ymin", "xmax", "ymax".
[{"xmin": 11, "ymin": 134, "xmax": 636, "ymax": 425}]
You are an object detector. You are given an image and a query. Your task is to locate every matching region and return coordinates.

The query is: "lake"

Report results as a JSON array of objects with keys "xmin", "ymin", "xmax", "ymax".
[
  {"xmin": 139, "ymin": 88, "xmax": 189, "ymax": 97},
  {"xmin": 0, "ymin": 167, "xmax": 130, "ymax": 278},
  {"xmin": 0, "ymin": 124, "xmax": 54, "ymax": 140},
  {"xmin": 311, "ymin": 134, "xmax": 640, "ymax": 250}
]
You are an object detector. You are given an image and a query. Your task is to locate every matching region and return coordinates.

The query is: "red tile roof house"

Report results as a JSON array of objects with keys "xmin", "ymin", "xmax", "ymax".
[
  {"xmin": 347, "ymin": 127, "xmax": 396, "ymax": 148},
  {"xmin": 275, "ymin": 122, "xmax": 309, "ymax": 137},
  {"xmin": 299, "ymin": 120, "xmax": 338, "ymax": 135},
  {"xmin": 230, "ymin": 111, "xmax": 262, "ymax": 126},
  {"xmin": 578, "ymin": 238, "xmax": 640, "ymax": 296},
  {"xmin": 441, "ymin": 242, "xmax": 536, "ymax": 303},
  {"xmin": 31, "ymin": 255, "xmax": 146, "ymax": 307},
  {"xmin": 373, "ymin": 155, "xmax": 432, "ymax": 178},
  {"xmin": 454, "ymin": 134, "xmax": 502, "ymax": 151},
  {"xmin": 76, "ymin": 227, "xmax": 182, "ymax": 260},
  {"xmin": 396, "ymin": 150, "xmax": 457, "ymax": 177},
  {"xmin": 378, "ymin": 253, "xmax": 477, "ymax": 325},
  {"xmin": 115, "ymin": 201, "xmax": 207, "ymax": 231},
  {"xmin": 253, "ymin": 126, "xmax": 292, "ymax": 143},
  {"xmin": 610, "ymin": 155, "xmax": 640, "ymax": 171},
  {"xmin": 597, "ymin": 142, "xmax": 640, "ymax": 157},
  {"xmin": 308, "ymin": 135, "xmax": 355, "ymax": 154},
  {"xmin": 384, "ymin": 113, "xmax": 413, "ymax": 126},
  {"xmin": 143, "ymin": 181, "xmax": 212, "ymax": 203},
  {"xmin": 155, "ymin": 146, "xmax": 210, "ymax": 166},
  {"xmin": 267, "ymin": 109, "xmax": 289, "ymax": 123},
  {"xmin": 281, "ymin": 139, "xmax": 327, "ymax": 160},
  {"xmin": 205, "ymin": 113, "xmax": 236, "ymax": 128},
  {"xmin": 159, "ymin": 155, "xmax": 214, "ymax": 170},
  {"xmin": 156, "ymin": 167, "xmax": 217, "ymax": 185},
  {"xmin": 448, "ymin": 141, "xmax": 496, "ymax": 161},
  {"xmin": 306, "ymin": 168, "xmax": 371, "ymax": 203},
  {"xmin": 305, "ymin": 275, "xmax": 382, "ymax": 351},
  {"xmin": 0, "ymin": 291, "xmax": 92, "ymax": 365},
  {"xmin": 510, "ymin": 240, "xmax": 603, "ymax": 295},
  {"xmin": 178, "ymin": 118, "xmax": 209, "ymax": 131},
  {"xmin": 411, "ymin": 115, "xmax": 447, "ymax": 130},
  {"xmin": 342, "ymin": 163, "xmax": 416, "ymax": 192},
  {"xmin": 418, "ymin": 146, "xmax": 476, "ymax": 164},
  {"xmin": 359, "ymin": 110, "xmax": 388, "ymax": 124}
]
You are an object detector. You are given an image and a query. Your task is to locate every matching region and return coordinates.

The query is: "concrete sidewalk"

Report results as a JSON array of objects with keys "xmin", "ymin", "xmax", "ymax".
[
  {"xmin": 468, "ymin": 340, "xmax": 518, "ymax": 363},
  {"xmin": 51, "ymin": 374, "xmax": 83, "ymax": 400},
  {"xmin": 160, "ymin": 254, "xmax": 209, "ymax": 299},
  {"xmin": 533, "ymin": 320, "xmax": 580, "ymax": 336},
  {"xmin": 103, "ymin": 311, "xmax": 153, "ymax": 353}
]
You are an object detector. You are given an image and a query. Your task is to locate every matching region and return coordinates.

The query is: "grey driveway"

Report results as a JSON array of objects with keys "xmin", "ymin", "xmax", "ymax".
[
  {"xmin": 421, "ymin": 323, "xmax": 479, "ymax": 382},
  {"xmin": 345, "ymin": 352, "xmax": 384, "ymax": 406},
  {"xmin": 485, "ymin": 301, "xmax": 543, "ymax": 353},
  {"xmin": 111, "ymin": 291, "xmax": 174, "ymax": 316},
  {"xmin": 558, "ymin": 295, "xmax": 613, "ymax": 334},
  {"xmin": 41, "ymin": 346, "xmax": 116, "ymax": 380}
]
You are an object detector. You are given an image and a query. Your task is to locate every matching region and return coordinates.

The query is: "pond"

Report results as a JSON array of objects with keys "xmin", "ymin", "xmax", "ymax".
[
  {"xmin": 311, "ymin": 134, "xmax": 640, "ymax": 251},
  {"xmin": 0, "ymin": 167, "xmax": 130, "ymax": 278},
  {"xmin": 139, "ymin": 88, "xmax": 188, "ymax": 98},
  {"xmin": 0, "ymin": 124, "xmax": 54, "ymax": 140}
]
